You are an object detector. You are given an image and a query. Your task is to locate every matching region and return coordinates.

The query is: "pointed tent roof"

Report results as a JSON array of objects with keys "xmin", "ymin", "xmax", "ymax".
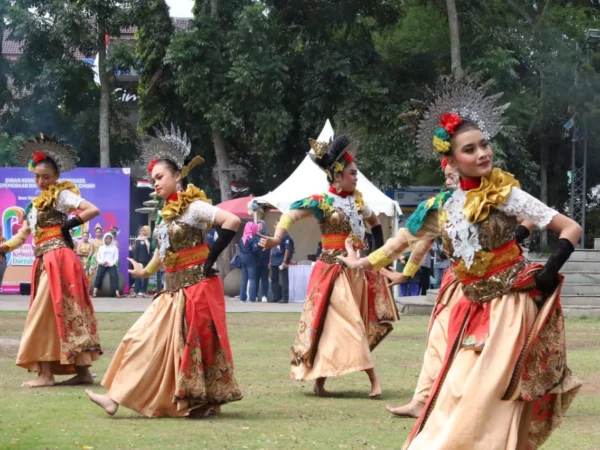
[{"xmin": 255, "ymin": 120, "xmax": 402, "ymax": 217}]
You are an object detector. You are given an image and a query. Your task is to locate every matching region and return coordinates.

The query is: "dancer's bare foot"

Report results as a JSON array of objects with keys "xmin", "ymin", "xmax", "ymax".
[
  {"xmin": 189, "ymin": 405, "xmax": 221, "ymax": 418},
  {"xmin": 85, "ymin": 389, "xmax": 118, "ymax": 415},
  {"xmin": 369, "ymin": 379, "xmax": 382, "ymax": 398},
  {"xmin": 60, "ymin": 371, "xmax": 94, "ymax": 386},
  {"xmin": 386, "ymin": 399, "xmax": 425, "ymax": 418},
  {"xmin": 21, "ymin": 374, "xmax": 55, "ymax": 388},
  {"xmin": 313, "ymin": 382, "xmax": 334, "ymax": 398}
]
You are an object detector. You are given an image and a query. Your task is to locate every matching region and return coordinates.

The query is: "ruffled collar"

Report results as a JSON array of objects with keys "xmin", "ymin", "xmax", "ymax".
[
  {"xmin": 31, "ymin": 181, "xmax": 80, "ymax": 211},
  {"xmin": 159, "ymin": 184, "xmax": 212, "ymax": 223},
  {"xmin": 462, "ymin": 168, "xmax": 520, "ymax": 223}
]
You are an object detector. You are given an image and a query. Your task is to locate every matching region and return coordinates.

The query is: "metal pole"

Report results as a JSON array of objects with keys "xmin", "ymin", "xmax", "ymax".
[
  {"xmin": 582, "ymin": 116, "xmax": 588, "ymax": 247},
  {"xmin": 570, "ymin": 123, "xmax": 576, "ymax": 221}
]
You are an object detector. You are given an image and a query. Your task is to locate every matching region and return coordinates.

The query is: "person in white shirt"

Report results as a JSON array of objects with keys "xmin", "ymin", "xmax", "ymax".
[{"xmin": 93, "ymin": 233, "xmax": 121, "ymax": 297}]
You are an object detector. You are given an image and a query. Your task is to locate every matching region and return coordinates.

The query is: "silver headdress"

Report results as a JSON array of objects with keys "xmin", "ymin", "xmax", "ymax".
[
  {"xmin": 17, "ymin": 134, "xmax": 79, "ymax": 173},
  {"xmin": 415, "ymin": 75, "xmax": 510, "ymax": 159},
  {"xmin": 140, "ymin": 123, "xmax": 204, "ymax": 178}
]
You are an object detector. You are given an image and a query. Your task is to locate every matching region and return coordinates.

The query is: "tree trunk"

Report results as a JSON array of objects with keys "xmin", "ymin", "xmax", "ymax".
[
  {"xmin": 98, "ymin": 22, "xmax": 111, "ymax": 168},
  {"xmin": 445, "ymin": 0, "xmax": 463, "ymax": 77},
  {"xmin": 539, "ymin": 73, "xmax": 548, "ymax": 249}
]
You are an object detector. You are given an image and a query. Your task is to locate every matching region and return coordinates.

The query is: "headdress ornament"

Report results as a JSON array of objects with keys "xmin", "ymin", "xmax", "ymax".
[
  {"xmin": 414, "ymin": 75, "xmax": 510, "ymax": 158},
  {"xmin": 17, "ymin": 134, "xmax": 79, "ymax": 173},
  {"xmin": 139, "ymin": 123, "xmax": 204, "ymax": 178}
]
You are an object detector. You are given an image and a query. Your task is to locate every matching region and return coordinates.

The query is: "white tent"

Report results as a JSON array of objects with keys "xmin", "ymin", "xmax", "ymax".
[{"xmin": 255, "ymin": 120, "xmax": 402, "ymax": 260}]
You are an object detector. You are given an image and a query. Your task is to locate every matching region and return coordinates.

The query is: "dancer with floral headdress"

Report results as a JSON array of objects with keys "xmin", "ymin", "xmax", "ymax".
[
  {"xmin": 0, "ymin": 135, "xmax": 102, "ymax": 388},
  {"xmin": 259, "ymin": 133, "xmax": 399, "ymax": 398},
  {"xmin": 338, "ymin": 77, "xmax": 581, "ymax": 449},
  {"xmin": 85, "ymin": 125, "xmax": 243, "ymax": 418}
]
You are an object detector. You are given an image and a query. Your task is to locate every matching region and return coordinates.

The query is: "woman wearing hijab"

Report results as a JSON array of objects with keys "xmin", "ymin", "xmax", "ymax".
[
  {"xmin": 93, "ymin": 233, "xmax": 121, "ymax": 298},
  {"xmin": 130, "ymin": 226, "xmax": 152, "ymax": 297},
  {"xmin": 238, "ymin": 222, "xmax": 260, "ymax": 303}
]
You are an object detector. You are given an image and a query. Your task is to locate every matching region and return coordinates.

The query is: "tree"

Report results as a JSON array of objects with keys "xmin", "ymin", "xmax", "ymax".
[
  {"xmin": 446, "ymin": 0, "xmax": 462, "ymax": 76},
  {"xmin": 8, "ymin": 0, "xmax": 135, "ymax": 167},
  {"xmin": 135, "ymin": 0, "xmax": 178, "ymax": 134},
  {"xmin": 0, "ymin": 0, "xmax": 12, "ymax": 132}
]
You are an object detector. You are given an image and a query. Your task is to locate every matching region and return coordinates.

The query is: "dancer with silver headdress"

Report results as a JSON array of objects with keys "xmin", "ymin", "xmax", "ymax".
[
  {"xmin": 339, "ymin": 77, "xmax": 581, "ymax": 449},
  {"xmin": 0, "ymin": 135, "xmax": 102, "ymax": 388},
  {"xmin": 259, "ymin": 133, "xmax": 399, "ymax": 398},
  {"xmin": 85, "ymin": 125, "xmax": 243, "ymax": 418}
]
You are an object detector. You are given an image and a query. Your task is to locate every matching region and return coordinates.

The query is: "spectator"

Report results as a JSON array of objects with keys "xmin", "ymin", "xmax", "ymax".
[
  {"xmin": 256, "ymin": 220, "xmax": 270, "ymax": 302},
  {"xmin": 76, "ymin": 231, "xmax": 93, "ymax": 274},
  {"xmin": 270, "ymin": 230, "xmax": 294, "ymax": 303},
  {"xmin": 130, "ymin": 226, "xmax": 152, "ymax": 297},
  {"xmin": 93, "ymin": 233, "xmax": 121, "ymax": 298},
  {"xmin": 238, "ymin": 222, "xmax": 260, "ymax": 303},
  {"xmin": 397, "ymin": 253, "xmax": 420, "ymax": 297},
  {"xmin": 0, "ymin": 236, "xmax": 6, "ymax": 292},
  {"xmin": 418, "ymin": 245, "xmax": 434, "ymax": 295},
  {"xmin": 432, "ymin": 238, "xmax": 449, "ymax": 289}
]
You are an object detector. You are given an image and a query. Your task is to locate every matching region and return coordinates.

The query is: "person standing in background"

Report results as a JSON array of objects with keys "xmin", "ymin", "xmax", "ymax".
[
  {"xmin": 432, "ymin": 238, "xmax": 449, "ymax": 289},
  {"xmin": 93, "ymin": 233, "xmax": 121, "ymax": 298},
  {"xmin": 418, "ymin": 245, "xmax": 433, "ymax": 295},
  {"xmin": 238, "ymin": 222, "xmax": 260, "ymax": 303},
  {"xmin": 0, "ymin": 236, "xmax": 6, "ymax": 292},
  {"xmin": 256, "ymin": 220, "xmax": 270, "ymax": 302},
  {"xmin": 130, "ymin": 226, "xmax": 152, "ymax": 297},
  {"xmin": 269, "ymin": 230, "xmax": 294, "ymax": 304}
]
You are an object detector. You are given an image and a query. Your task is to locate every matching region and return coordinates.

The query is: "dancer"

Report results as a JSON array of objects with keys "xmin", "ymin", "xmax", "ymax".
[
  {"xmin": 88, "ymin": 224, "xmax": 104, "ymax": 282},
  {"xmin": 259, "ymin": 134, "xmax": 399, "ymax": 398},
  {"xmin": 76, "ymin": 231, "xmax": 93, "ymax": 274},
  {"xmin": 86, "ymin": 124, "xmax": 242, "ymax": 418},
  {"xmin": 338, "ymin": 77, "xmax": 581, "ymax": 450},
  {"xmin": 0, "ymin": 135, "xmax": 102, "ymax": 387},
  {"xmin": 385, "ymin": 159, "xmax": 536, "ymax": 418}
]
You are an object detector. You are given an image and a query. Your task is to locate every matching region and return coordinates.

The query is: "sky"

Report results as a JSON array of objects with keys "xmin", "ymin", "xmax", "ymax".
[{"xmin": 165, "ymin": 0, "xmax": 194, "ymax": 18}]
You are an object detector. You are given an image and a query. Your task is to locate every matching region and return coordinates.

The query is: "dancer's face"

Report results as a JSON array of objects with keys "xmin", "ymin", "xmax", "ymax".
[
  {"xmin": 82, "ymin": 232, "xmax": 89, "ymax": 242},
  {"xmin": 449, "ymin": 128, "xmax": 493, "ymax": 180},
  {"xmin": 334, "ymin": 162, "xmax": 358, "ymax": 193},
  {"xmin": 95, "ymin": 229, "xmax": 102, "ymax": 239},
  {"xmin": 34, "ymin": 164, "xmax": 59, "ymax": 190},
  {"xmin": 152, "ymin": 162, "xmax": 181, "ymax": 200}
]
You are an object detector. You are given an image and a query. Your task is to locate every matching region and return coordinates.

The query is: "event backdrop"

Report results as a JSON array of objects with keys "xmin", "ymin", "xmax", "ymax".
[{"xmin": 0, "ymin": 168, "xmax": 131, "ymax": 293}]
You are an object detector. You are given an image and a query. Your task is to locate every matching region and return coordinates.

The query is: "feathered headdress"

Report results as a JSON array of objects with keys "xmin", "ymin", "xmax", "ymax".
[
  {"xmin": 17, "ymin": 134, "xmax": 79, "ymax": 173},
  {"xmin": 412, "ymin": 75, "xmax": 510, "ymax": 159},
  {"xmin": 140, "ymin": 124, "xmax": 204, "ymax": 179},
  {"xmin": 309, "ymin": 134, "xmax": 358, "ymax": 180}
]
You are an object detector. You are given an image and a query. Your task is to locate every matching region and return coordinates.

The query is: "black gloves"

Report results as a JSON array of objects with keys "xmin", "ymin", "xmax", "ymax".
[
  {"xmin": 535, "ymin": 238, "xmax": 574, "ymax": 298},
  {"xmin": 203, "ymin": 228, "xmax": 237, "ymax": 277},
  {"xmin": 515, "ymin": 224, "xmax": 531, "ymax": 245},
  {"xmin": 61, "ymin": 216, "xmax": 83, "ymax": 250},
  {"xmin": 371, "ymin": 225, "xmax": 384, "ymax": 250}
]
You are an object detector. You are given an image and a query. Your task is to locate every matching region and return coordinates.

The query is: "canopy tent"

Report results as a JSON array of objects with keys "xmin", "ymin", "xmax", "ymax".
[
  {"xmin": 216, "ymin": 196, "xmax": 255, "ymax": 220},
  {"xmin": 253, "ymin": 120, "xmax": 402, "ymax": 260}
]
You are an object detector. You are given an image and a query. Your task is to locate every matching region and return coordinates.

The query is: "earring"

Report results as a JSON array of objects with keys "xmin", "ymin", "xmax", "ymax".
[{"xmin": 335, "ymin": 181, "xmax": 342, "ymax": 194}]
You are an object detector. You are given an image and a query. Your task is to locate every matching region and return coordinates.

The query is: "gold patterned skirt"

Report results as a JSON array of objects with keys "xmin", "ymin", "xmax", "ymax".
[
  {"xmin": 404, "ymin": 267, "xmax": 581, "ymax": 450},
  {"xmin": 16, "ymin": 248, "xmax": 101, "ymax": 375},
  {"xmin": 102, "ymin": 276, "xmax": 242, "ymax": 418},
  {"xmin": 290, "ymin": 260, "xmax": 398, "ymax": 381}
]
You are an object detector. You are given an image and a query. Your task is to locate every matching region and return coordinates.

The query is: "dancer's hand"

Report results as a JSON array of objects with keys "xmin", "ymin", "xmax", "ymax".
[
  {"xmin": 337, "ymin": 238, "xmax": 362, "ymax": 268},
  {"xmin": 127, "ymin": 258, "xmax": 146, "ymax": 278},
  {"xmin": 258, "ymin": 234, "xmax": 280, "ymax": 250},
  {"xmin": 0, "ymin": 244, "xmax": 8, "ymax": 253},
  {"xmin": 380, "ymin": 267, "xmax": 406, "ymax": 287}
]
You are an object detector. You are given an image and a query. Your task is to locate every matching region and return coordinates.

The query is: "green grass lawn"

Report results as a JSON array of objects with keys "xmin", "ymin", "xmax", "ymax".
[{"xmin": 0, "ymin": 312, "xmax": 599, "ymax": 450}]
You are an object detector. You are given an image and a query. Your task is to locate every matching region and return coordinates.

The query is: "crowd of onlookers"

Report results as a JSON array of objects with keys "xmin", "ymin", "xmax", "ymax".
[
  {"xmin": 395, "ymin": 237, "xmax": 449, "ymax": 297},
  {"xmin": 234, "ymin": 220, "xmax": 294, "ymax": 303}
]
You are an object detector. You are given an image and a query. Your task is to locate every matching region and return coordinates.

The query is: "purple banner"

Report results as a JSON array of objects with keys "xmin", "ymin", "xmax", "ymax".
[{"xmin": 0, "ymin": 168, "xmax": 131, "ymax": 294}]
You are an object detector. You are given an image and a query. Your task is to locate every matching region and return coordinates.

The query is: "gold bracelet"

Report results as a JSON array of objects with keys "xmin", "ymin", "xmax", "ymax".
[
  {"xmin": 367, "ymin": 248, "xmax": 393, "ymax": 271},
  {"xmin": 402, "ymin": 261, "xmax": 419, "ymax": 277}
]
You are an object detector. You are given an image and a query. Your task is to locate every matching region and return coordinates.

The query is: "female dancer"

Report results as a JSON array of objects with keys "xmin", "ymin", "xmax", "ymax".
[
  {"xmin": 338, "ymin": 78, "xmax": 581, "ymax": 449},
  {"xmin": 0, "ymin": 135, "xmax": 102, "ymax": 387},
  {"xmin": 85, "ymin": 124, "xmax": 242, "ymax": 418},
  {"xmin": 76, "ymin": 231, "xmax": 93, "ymax": 274},
  {"xmin": 260, "ymin": 134, "xmax": 399, "ymax": 397},
  {"xmin": 88, "ymin": 223, "xmax": 104, "ymax": 282}
]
